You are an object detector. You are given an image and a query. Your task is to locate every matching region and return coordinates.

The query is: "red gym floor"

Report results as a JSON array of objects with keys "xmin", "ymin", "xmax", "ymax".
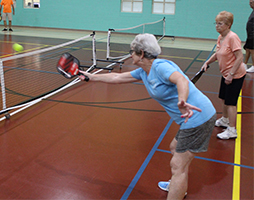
[{"xmin": 0, "ymin": 30, "xmax": 253, "ymax": 200}]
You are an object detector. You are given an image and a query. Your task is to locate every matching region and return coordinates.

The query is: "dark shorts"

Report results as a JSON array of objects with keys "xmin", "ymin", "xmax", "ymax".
[
  {"xmin": 243, "ymin": 38, "xmax": 254, "ymax": 50},
  {"xmin": 175, "ymin": 114, "xmax": 216, "ymax": 153},
  {"xmin": 219, "ymin": 75, "xmax": 245, "ymax": 106}
]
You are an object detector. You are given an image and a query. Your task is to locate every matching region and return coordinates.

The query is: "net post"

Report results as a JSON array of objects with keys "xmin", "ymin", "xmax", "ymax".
[
  {"xmin": 162, "ymin": 17, "xmax": 175, "ymax": 41},
  {"xmin": 91, "ymin": 31, "xmax": 97, "ymax": 67},
  {"xmin": 84, "ymin": 32, "xmax": 96, "ymax": 73},
  {"xmin": 0, "ymin": 59, "xmax": 9, "ymax": 119},
  {"xmin": 157, "ymin": 17, "xmax": 166, "ymax": 42},
  {"xmin": 106, "ymin": 29, "xmax": 112, "ymax": 60},
  {"xmin": 163, "ymin": 17, "xmax": 166, "ymax": 37}
]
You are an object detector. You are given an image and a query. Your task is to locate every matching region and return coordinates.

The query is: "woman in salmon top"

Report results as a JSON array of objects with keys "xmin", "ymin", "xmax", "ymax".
[{"xmin": 202, "ymin": 11, "xmax": 246, "ymax": 140}]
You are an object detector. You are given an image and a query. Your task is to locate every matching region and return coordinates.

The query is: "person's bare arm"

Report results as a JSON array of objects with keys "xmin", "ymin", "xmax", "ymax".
[
  {"xmin": 225, "ymin": 49, "xmax": 243, "ymax": 84},
  {"xmin": 79, "ymin": 71, "xmax": 139, "ymax": 84},
  {"xmin": 201, "ymin": 53, "xmax": 217, "ymax": 71},
  {"xmin": 169, "ymin": 71, "xmax": 202, "ymax": 122},
  {"xmin": 12, "ymin": 4, "xmax": 15, "ymax": 15}
]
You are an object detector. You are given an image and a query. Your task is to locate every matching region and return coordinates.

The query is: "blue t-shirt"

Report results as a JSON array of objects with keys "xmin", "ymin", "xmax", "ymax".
[{"xmin": 130, "ymin": 59, "xmax": 216, "ymax": 129}]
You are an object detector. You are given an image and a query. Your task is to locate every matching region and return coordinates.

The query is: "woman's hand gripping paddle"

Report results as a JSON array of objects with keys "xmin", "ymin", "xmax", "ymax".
[{"xmin": 56, "ymin": 53, "xmax": 89, "ymax": 81}]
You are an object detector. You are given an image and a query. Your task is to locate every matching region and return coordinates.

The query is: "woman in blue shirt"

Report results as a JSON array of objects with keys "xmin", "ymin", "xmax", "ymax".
[{"xmin": 79, "ymin": 33, "xmax": 216, "ymax": 200}]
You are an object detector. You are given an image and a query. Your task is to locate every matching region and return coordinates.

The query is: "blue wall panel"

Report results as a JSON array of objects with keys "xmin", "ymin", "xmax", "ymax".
[{"xmin": 12, "ymin": 0, "xmax": 251, "ymax": 41}]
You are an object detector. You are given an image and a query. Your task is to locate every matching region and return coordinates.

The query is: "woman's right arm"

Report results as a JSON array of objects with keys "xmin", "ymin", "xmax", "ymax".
[
  {"xmin": 201, "ymin": 53, "xmax": 217, "ymax": 71},
  {"xmin": 79, "ymin": 71, "xmax": 139, "ymax": 84}
]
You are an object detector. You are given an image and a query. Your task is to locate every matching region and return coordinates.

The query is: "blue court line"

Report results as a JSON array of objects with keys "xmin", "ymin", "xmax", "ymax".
[
  {"xmin": 120, "ymin": 119, "xmax": 174, "ymax": 200},
  {"xmin": 184, "ymin": 51, "xmax": 203, "ymax": 73},
  {"xmin": 157, "ymin": 149, "xmax": 254, "ymax": 170},
  {"xmin": 120, "ymin": 116, "xmax": 253, "ymax": 200}
]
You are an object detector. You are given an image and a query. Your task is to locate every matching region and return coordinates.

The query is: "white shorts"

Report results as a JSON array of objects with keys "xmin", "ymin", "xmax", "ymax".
[{"xmin": 2, "ymin": 13, "xmax": 12, "ymax": 21}]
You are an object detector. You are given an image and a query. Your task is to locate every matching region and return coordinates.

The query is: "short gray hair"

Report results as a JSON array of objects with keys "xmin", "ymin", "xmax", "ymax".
[{"xmin": 130, "ymin": 33, "xmax": 161, "ymax": 59}]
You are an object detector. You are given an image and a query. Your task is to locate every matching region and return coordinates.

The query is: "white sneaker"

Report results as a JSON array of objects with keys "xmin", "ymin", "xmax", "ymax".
[
  {"xmin": 243, "ymin": 63, "xmax": 248, "ymax": 70},
  {"xmin": 215, "ymin": 117, "xmax": 229, "ymax": 128},
  {"xmin": 246, "ymin": 65, "xmax": 254, "ymax": 72},
  {"xmin": 217, "ymin": 127, "xmax": 237, "ymax": 139},
  {"xmin": 158, "ymin": 180, "xmax": 187, "ymax": 196}
]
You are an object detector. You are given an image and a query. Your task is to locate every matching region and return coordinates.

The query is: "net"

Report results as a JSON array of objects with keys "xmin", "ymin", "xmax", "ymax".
[
  {"xmin": 0, "ymin": 33, "xmax": 95, "ymax": 120},
  {"xmin": 0, "ymin": 31, "xmax": 130, "ymax": 121},
  {"xmin": 106, "ymin": 17, "xmax": 166, "ymax": 60}
]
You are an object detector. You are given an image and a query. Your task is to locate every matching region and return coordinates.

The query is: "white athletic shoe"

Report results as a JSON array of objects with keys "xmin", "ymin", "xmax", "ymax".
[
  {"xmin": 246, "ymin": 65, "xmax": 254, "ymax": 73},
  {"xmin": 215, "ymin": 117, "xmax": 229, "ymax": 128},
  {"xmin": 217, "ymin": 127, "xmax": 237, "ymax": 139},
  {"xmin": 243, "ymin": 63, "xmax": 248, "ymax": 70},
  {"xmin": 158, "ymin": 180, "xmax": 187, "ymax": 196}
]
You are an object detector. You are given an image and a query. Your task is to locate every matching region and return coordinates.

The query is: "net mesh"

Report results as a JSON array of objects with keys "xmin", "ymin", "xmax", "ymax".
[
  {"xmin": 0, "ymin": 34, "xmax": 93, "ymax": 117},
  {"xmin": 106, "ymin": 17, "xmax": 165, "ymax": 60}
]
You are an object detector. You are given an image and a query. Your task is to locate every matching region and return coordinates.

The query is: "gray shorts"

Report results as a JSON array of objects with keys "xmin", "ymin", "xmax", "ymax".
[
  {"xmin": 2, "ymin": 13, "xmax": 12, "ymax": 21},
  {"xmin": 175, "ymin": 114, "xmax": 216, "ymax": 153}
]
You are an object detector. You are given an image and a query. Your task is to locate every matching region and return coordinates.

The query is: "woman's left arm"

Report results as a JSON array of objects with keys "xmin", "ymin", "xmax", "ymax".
[
  {"xmin": 225, "ymin": 49, "xmax": 243, "ymax": 84},
  {"xmin": 169, "ymin": 71, "xmax": 189, "ymax": 103},
  {"xmin": 169, "ymin": 72, "xmax": 201, "ymax": 122}
]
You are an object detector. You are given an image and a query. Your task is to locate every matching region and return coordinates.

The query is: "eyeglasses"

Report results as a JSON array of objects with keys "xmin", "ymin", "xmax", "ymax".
[
  {"xmin": 129, "ymin": 50, "xmax": 134, "ymax": 55},
  {"xmin": 214, "ymin": 22, "xmax": 224, "ymax": 26}
]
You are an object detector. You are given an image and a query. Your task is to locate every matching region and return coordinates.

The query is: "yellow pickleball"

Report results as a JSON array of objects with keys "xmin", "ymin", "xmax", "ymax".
[{"xmin": 12, "ymin": 43, "xmax": 24, "ymax": 52}]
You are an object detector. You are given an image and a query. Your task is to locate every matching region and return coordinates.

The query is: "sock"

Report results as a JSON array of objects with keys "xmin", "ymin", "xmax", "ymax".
[
  {"xmin": 221, "ymin": 116, "xmax": 229, "ymax": 123},
  {"xmin": 228, "ymin": 126, "xmax": 236, "ymax": 132}
]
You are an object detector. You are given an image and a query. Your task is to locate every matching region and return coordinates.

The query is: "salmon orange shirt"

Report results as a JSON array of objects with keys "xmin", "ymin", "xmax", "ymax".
[{"xmin": 216, "ymin": 31, "xmax": 246, "ymax": 79}]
